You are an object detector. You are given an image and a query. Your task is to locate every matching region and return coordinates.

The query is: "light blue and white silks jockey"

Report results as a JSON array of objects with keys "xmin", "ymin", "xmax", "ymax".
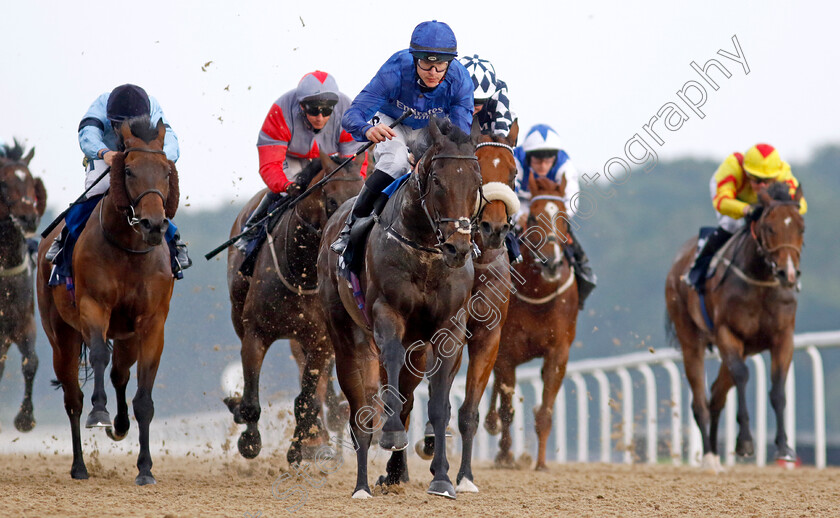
[
  {"xmin": 79, "ymin": 92, "xmax": 179, "ymax": 196},
  {"xmin": 342, "ymin": 49, "xmax": 474, "ymax": 179},
  {"xmin": 513, "ymin": 124, "xmax": 581, "ymax": 217}
]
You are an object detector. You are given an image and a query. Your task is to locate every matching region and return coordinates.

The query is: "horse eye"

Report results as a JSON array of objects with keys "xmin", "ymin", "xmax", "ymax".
[
  {"xmin": 124, "ymin": 168, "xmax": 134, "ymax": 177},
  {"xmin": 432, "ymin": 175, "xmax": 441, "ymax": 186}
]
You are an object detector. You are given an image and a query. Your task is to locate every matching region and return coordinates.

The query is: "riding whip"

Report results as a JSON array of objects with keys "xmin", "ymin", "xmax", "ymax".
[{"xmin": 205, "ymin": 109, "xmax": 414, "ymax": 260}]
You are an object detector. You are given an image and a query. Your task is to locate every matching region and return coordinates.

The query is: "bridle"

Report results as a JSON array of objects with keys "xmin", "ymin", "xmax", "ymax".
[
  {"xmin": 750, "ymin": 200, "xmax": 803, "ymax": 275},
  {"xmin": 474, "ymin": 141, "xmax": 517, "ymax": 224},
  {"xmin": 524, "ymin": 194, "xmax": 569, "ymax": 265},
  {"xmin": 415, "ymin": 152, "xmax": 481, "ymax": 250},
  {"xmin": 120, "ymin": 147, "xmax": 169, "ymax": 228}
]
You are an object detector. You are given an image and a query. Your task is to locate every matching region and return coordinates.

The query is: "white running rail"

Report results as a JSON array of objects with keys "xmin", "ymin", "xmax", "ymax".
[{"xmin": 409, "ymin": 330, "xmax": 838, "ymax": 468}]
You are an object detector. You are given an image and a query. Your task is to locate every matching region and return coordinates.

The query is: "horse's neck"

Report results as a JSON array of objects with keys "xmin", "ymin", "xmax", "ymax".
[
  {"xmin": 729, "ymin": 228, "xmax": 774, "ymax": 279},
  {"xmin": 271, "ymin": 205, "xmax": 321, "ymax": 264},
  {"xmin": 386, "ymin": 174, "xmax": 437, "ymax": 247},
  {"xmin": 0, "ymin": 219, "xmax": 26, "ymax": 268}
]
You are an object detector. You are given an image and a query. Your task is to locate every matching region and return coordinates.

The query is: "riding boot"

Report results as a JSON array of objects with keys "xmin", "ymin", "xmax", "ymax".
[
  {"xmin": 167, "ymin": 230, "xmax": 192, "ymax": 280},
  {"xmin": 45, "ymin": 228, "xmax": 67, "ymax": 263},
  {"xmin": 564, "ymin": 229, "xmax": 597, "ymax": 310},
  {"xmin": 330, "ymin": 169, "xmax": 394, "ymax": 255},
  {"xmin": 235, "ymin": 190, "xmax": 283, "ymax": 251},
  {"xmin": 505, "ymin": 231, "xmax": 522, "ymax": 264},
  {"xmin": 687, "ymin": 226, "xmax": 732, "ymax": 294}
]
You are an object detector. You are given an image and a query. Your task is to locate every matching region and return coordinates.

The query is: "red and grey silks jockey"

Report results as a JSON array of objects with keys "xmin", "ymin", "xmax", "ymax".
[{"xmin": 257, "ymin": 71, "xmax": 367, "ymax": 193}]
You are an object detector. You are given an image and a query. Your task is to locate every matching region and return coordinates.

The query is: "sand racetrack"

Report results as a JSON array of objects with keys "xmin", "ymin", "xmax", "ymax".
[{"xmin": 2, "ymin": 449, "xmax": 839, "ymax": 518}]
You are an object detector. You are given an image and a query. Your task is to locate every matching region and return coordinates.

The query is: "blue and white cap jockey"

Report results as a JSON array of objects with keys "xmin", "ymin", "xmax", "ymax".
[{"xmin": 514, "ymin": 124, "xmax": 581, "ymax": 216}]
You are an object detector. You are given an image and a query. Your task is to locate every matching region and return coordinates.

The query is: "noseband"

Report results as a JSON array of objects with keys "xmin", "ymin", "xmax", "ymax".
[
  {"xmin": 751, "ymin": 201, "xmax": 802, "ymax": 273},
  {"xmin": 525, "ymin": 195, "xmax": 568, "ymax": 265},
  {"xmin": 474, "ymin": 141, "xmax": 517, "ymax": 223}
]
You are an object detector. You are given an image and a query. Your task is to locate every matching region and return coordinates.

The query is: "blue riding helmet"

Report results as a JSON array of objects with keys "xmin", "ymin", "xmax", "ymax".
[
  {"xmin": 409, "ymin": 20, "xmax": 457, "ymax": 62},
  {"xmin": 106, "ymin": 84, "xmax": 151, "ymax": 123}
]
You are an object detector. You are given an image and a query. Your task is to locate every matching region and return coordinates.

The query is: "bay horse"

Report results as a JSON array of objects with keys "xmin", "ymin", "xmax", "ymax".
[
  {"xmin": 665, "ymin": 182, "xmax": 804, "ymax": 472},
  {"xmin": 318, "ymin": 117, "xmax": 482, "ymax": 499},
  {"xmin": 414, "ymin": 122, "xmax": 522, "ymax": 493},
  {"xmin": 225, "ymin": 151, "xmax": 363, "ymax": 464},
  {"xmin": 37, "ymin": 117, "xmax": 178, "ymax": 484},
  {"xmin": 0, "ymin": 141, "xmax": 47, "ymax": 432},
  {"xmin": 485, "ymin": 175, "xmax": 579, "ymax": 470}
]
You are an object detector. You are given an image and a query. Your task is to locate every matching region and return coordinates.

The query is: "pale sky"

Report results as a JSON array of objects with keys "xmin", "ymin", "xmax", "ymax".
[{"xmin": 3, "ymin": 0, "xmax": 837, "ymax": 212}]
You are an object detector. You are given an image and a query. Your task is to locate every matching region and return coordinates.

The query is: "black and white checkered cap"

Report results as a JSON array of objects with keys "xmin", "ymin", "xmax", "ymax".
[{"xmin": 459, "ymin": 54, "xmax": 497, "ymax": 100}]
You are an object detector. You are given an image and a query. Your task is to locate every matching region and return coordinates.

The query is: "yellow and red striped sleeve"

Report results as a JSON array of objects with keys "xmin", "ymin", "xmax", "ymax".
[{"xmin": 712, "ymin": 153, "xmax": 749, "ymax": 219}]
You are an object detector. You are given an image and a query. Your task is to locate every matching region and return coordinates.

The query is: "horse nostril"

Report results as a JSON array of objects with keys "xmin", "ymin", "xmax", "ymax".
[
  {"xmin": 139, "ymin": 219, "xmax": 152, "ymax": 231},
  {"xmin": 500, "ymin": 224, "xmax": 510, "ymax": 235},
  {"xmin": 441, "ymin": 243, "xmax": 458, "ymax": 257},
  {"xmin": 480, "ymin": 222, "xmax": 492, "ymax": 235}
]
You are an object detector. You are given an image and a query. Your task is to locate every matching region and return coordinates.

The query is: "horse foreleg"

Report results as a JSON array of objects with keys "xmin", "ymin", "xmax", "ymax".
[
  {"xmin": 235, "ymin": 333, "xmax": 270, "ymax": 459},
  {"xmin": 79, "ymin": 301, "xmax": 112, "ymax": 429},
  {"xmin": 534, "ymin": 345, "xmax": 570, "ymax": 471},
  {"xmin": 107, "ymin": 338, "xmax": 137, "ymax": 442},
  {"xmin": 132, "ymin": 319, "xmax": 164, "ymax": 486},
  {"xmin": 494, "ymin": 363, "xmax": 517, "ymax": 468},
  {"xmin": 709, "ymin": 363, "xmax": 734, "ymax": 456},
  {"xmin": 289, "ymin": 340, "xmax": 331, "ymax": 465},
  {"xmin": 716, "ymin": 328, "xmax": 753, "ymax": 458},
  {"xmin": 682, "ymin": 341, "xmax": 713, "ymax": 458},
  {"xmin": 770, "ymin": 340, "xmax": 796, "ymax": 462},
  {"xmin": 426, "ymin": 353, "xmax": 458, "ymax": 499},
  {"xmin": 372, "ymin": 306, "xmax": 407, "ymax": 451},
  {"xmin": 456, "ymin": 330, "xmax": 501, "ymax": 492},
  {"xmin": 13, "ymin": 324, "xmax": 39, "ymax": 432}
]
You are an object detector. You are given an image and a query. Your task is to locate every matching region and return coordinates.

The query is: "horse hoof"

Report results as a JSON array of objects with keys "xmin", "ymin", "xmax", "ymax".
[
  {"xmin": 85, "ymin": 409, "xmax": 111, "ymax": 429},
  {"xmin": 494, "ymin": 451, "xmax": 516, "ymax": 469},
  {"xmin": 379, "ymin": 430, "xmax": 408, "ymax": 451},
  {"xmin": 456, "ymin": 478, "xmax": 479, "ymax": 493},
  {"xmin": 484, "ymin": 413, "xmax": 501, "ymax": 436},
  {"xmin": 775, "ymin": 446, "xmax": 797, "ymax": 463},
  {"xmin": 535, "ymin": 463, "xmax": 549, "ymax": 472},
  {"xmin": 701, "ymin": 453, "xmax": 724, "ymax": 474},
  {"xmin": 105, "ymin": 426, "xmax": 127, "ymax": 442},
  {"xmin": 71, "ymin": 465, "xmax": 89, "ymax": 480},
  {"xmin": 351, "ymin": 489, "xmax": 372, "ymax": 499},
  {"xmin": 238, "ymin": 430, "xmax": 262, "ymax": 459},
  {"xmin": 135, "ymin": 473, "xmax": 157, "ymax": 486},
  {"xmin": 14, "ymin": 412, "xmax": 36, "ymax": 433},
  {"xmin": 427, "ymin": 480, "xmax": 456, "ymax": 499},
  {"xmin": 415, "ymin": 439, "xmax": 433, "ymax": 460},
  {"xmin": 736, "ymin": 438, "xmax": 755, "ymax": 457}
]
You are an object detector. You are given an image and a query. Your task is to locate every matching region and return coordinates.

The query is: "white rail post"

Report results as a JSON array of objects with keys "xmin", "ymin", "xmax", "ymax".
[
  {"xmin": 725, "ymin": 388, "xmax": 736, "ymax": 466},
  {"xmin": 637, "ymin": 364, "xmax": 657, "ymax": 464},
  {"xmin": 806, "ymin": 346, "xmax": 826, "ymax": 469},
  {"xmin": 593, "ymin": 370, "xmax": 611, "ymax": 462},
  {"xmin": 750, "ymin": 354, "xmax": 768, "ymax": 467},
  {"xmin": 570, "ymin": 373, "xmax": 589, "ymax": 462},
  {"xmin": 662, "ymin": 360, "xmax": 683, "ymax": 465},
  {"xmin": 616, "ymin": 367, "xmax": 633, "ymax": 464}
]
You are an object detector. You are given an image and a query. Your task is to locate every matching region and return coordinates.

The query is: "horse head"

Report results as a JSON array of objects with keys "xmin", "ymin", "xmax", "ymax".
[
  {"xmin": 525, "ymin": 175, "xmax": 570, "ymax": 281},
  {"xmin": 416, "ymin": 117, "xmax": 482, "ymax": 268},
  {"xmin": 296, "ymin": 150, "xmax": 364, "ymax": 227},
  {"xmin": 752, "ymin": 182, "xmax": 805, "ymax": 288},
  {"xmin": 474, "ymin": 120, "xmax": 520, "ymax": 249},
  {"xmin": 109, "ymin": 117, "xmax": 178, "ymax": 247},
  {"xmin": 0, "ymin": 140, "xmax": 47, "ymax": 235}
]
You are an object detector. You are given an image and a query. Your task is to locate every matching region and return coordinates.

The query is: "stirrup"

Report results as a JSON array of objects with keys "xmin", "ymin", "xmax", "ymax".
[
  {"xmin": 330, "ymin": 233, "xmax": 350, "ymax": 255},
  {"xmin": 45, "ymin": 238, "xmax": 62, "ymax": 263}
]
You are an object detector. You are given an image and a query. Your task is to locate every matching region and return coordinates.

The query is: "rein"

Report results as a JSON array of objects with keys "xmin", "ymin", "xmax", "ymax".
[{"xmin": 418, "ymin": 153, "xmax": 481, "ymax": 249}]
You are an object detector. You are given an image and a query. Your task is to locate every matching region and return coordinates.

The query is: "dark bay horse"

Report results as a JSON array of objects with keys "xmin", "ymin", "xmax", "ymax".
[
  {"xmin": 665, "ymin": 182, "xmax": 804, "ymax": 472},
  {"xmin": 485, "ymin": 176, "xmax": 579, "ymax": 470},
  {"xmin": 37, "ymin": 118, "xmax": 178, "ymax": 484},
  {"xmin": 415, "ymin": 122, "xmax": 522, "ymax": 493},
  {"xmin": 318, "ymin": 118, "xmax": 482, "ymax": 499},
  {"xmin": 225, "ymin": 151, "xmax": 363, "ymax": 464},
  {"xmin": 0, "ymin": 141, "xmax": 46, "ymax": 432}
]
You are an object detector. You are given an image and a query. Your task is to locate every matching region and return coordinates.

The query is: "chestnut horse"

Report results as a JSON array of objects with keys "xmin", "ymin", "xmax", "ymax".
[
  {"xmin": 225, "ymin": 151, "xmax": 363, "ymax": 464},
  {"xmin": 37, "ymin": 118, "xmax": 178, "ymax": 484},
  {"xmin": 415, "ymin": 122, "xmax": 522, "ymax": 493},
  {"xmin": 318, "ymin": 118, "xmax": 482, "ymax": 499},
  {"xmin": 665, "ymin": 182, "xmax": 804, "ymax": 472},
  {"xmin": 485, "ymin": 175, "xmax": 579, "ymax": 470},
  {"xmin": 0, "ymin": 141, "xmax": 47, "ymax": 432}
]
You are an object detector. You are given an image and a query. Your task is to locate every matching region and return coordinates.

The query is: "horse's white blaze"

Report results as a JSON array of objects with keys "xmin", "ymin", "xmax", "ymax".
[
  {"xmin": 545, "ymin": 202, "xmax": 559, "ymax": 218},
  {"xmin": 786, "ymin": 255, "xmax": 797, "ymax": 284},
  {"xmin": 15, "ymin": 168, "xmax": 27, "ymax": 182},
  {"xmin": 492, "ymin": 157, "xmax": 500, "ymax": 168},
  {"xmin": 553, "ymin": 242, "xmax": 561, "ymax": 264},
  {"xmin": 784, "ymin": 216, "xmax": 792, "ymax": 226}
]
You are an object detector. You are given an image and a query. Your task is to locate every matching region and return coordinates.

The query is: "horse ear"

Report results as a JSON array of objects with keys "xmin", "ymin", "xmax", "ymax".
[
  {"xmin": 119, "ymin": 120, "xmax": 134, "ymax": 143},
  {"xmin": 34, "ymin": 177, "xmax": 47, "ymax": 217},
  {"xmin": 156, "ymin": 119, "xmax": 166, "ymax": 142},
  {"xmin": 165, "ymin": 160, "xmax": 180, "ymax": 219},
  {"xmin": 793, "ymin": 183, "xmax": 804, "ymax": 203},
  {"xmin": 758, "ymin": 187, "xmax": 773, "ymax": 206},
  {"xmin": 23, "ymin": 147, "xmax": 35, "ymax": 166},
  {"xmin": 528, "ymin": 174, "xmax": 539, "ymax": 195},
  {"xmin": 428, "ymin": 116, "xmax": 443, "ymax": 144},
  {"xmin": 319, "ymin": 149, "xmax": 334, "ymax": 173},
  {"xmin": 507, "ymin": 119, "xmax": 519, "ymax": 147},
  {"xmin": 558, "ymin": 174, "xmax": 567, "ymax": 198},
  {"xmin": 470, "ymin": 116, "xmax": 482, "ymax": 144}
]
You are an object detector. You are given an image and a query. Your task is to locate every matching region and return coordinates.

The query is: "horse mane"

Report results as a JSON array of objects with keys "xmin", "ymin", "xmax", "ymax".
[
  {"xmin": 118, "ymin": 115, "xmax": 159, "ymax": 148},
  {"xmin": 765, "ymin": 181, "xmax": 795, "ymax": 202},
  {"xmin": 435, "ymin": 117, "xmax": 472, "ymax": 146},
  {"xmin": 0, "ymin": 139, "xmax": 30, "ymax": 163}
]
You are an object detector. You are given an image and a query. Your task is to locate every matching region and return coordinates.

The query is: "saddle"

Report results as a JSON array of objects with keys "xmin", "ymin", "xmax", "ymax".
[{"xmin": 238, "ymin": 197, "xmax": 289, "ymax": 277}]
